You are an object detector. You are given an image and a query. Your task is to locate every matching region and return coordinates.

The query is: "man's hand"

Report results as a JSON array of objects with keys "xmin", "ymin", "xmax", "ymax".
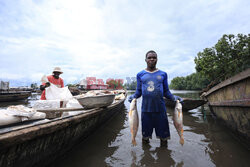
[
  {"xmin": 173, "ymin": 95, "xmax": 183, "ymax": 103},
  {"xmin": 45, "ymin": 82, "xmax": 50, "ymax": 87},
  {"xmin": 40, "ymin": 82, "xmax": 51, "ymax": 91},
  {"xmin": 40, "ymin": 85, "xmax": 46, "ymax": 91},
  {"xmin": 128, "ymin": 95, "xmax": 134, "ymax": 103}
]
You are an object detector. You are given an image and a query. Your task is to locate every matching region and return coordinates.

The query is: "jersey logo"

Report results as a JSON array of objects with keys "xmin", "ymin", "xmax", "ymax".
[
  {"xmin": 147, "ymin": 81, "xmax": 154, "ymax": 92},
  {"xmin": 157, "ymin": 75, "xmax": 162, "ymax": 80}
]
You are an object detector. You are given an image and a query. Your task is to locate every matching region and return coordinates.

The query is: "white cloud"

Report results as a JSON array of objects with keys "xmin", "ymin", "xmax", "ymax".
[{"xmin": 0, "ymin": 0, "xmax": 249, "ymax": 85}]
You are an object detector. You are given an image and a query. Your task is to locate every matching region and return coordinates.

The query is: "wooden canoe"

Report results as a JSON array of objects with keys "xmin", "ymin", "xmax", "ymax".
[
  {"xmin": 0, "ymin": 95, "xmax": 126, "ymax": 167},
  {"xmin": 0, "ymin": 91, "xmax": 31, "ymax": 102},
  {"xmin": 164, "ymin": 98, "xmax": 207, "ymax": 111},
  {"xmin": 203, "ymin": 68, "xmax": 250, "ymax": 147}
]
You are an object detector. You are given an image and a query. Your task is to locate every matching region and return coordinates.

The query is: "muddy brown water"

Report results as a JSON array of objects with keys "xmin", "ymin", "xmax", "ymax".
[{"xmin": 1, "ymin": 91, "xmax": 249, "ymax": 167}]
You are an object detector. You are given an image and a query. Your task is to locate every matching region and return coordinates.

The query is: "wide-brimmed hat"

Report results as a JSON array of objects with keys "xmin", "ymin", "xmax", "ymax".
[{"xmin": 53, "ymin": 67, "xmax": 63, "ymax": 74}]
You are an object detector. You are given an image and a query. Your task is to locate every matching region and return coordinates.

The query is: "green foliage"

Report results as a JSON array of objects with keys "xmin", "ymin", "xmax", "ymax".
[
  {"xmin": 170, "ymin": 73, "xmax": 209, "ymax": 90},
  {"xmin": 124, "ymin": 81, "xmax": 137, "ymax": 90},
  {"xmin": 171, "ymin": 33, "xmax": 249, "ymax": 90},
  {"xmin": 30, "ymin": 83, "xmax": 38, "ymax": 89},
  {"xmin": 106, "ymin": 80, "xmax": 124, "ymax": 89},
  {"xmin": 194, "ymin": 34, "xmax": 250, "ymax": 82},
  {"xmin": 66, "ymin": 84, "xmax": 76, "ymax": 87},
  {"xmin": 169, "ymin": 77, "xmax": 186, "ymax": 90}
]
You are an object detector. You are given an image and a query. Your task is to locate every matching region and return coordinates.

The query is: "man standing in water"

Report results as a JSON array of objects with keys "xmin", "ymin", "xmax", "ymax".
[
  {"xmin": 40, "ymin": 67, "xmax": 64, "ymax": 100},
  {"xmin": 128, "ymin": 50, "xmax": 182, "ymax": 146}
]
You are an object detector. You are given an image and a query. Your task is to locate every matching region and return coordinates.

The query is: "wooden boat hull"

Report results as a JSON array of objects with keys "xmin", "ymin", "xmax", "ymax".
[
  {"xmin": 0, "ymin": 91, "xmax": 31, "ymax": 102},
  {"xmin": 164, "ymin": 98, "xmax": 207, "ymax": 111},
  {"xmin": 0, "ymin": 98, "xmax": 126, "ymax": 167},
  {"xmin": 204, "ymin": 68, "xmax": 250, "ymax": 146}
]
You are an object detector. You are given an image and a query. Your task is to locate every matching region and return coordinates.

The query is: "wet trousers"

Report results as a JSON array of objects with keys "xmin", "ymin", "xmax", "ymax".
[{"xmin": 141, "ymin": 111, "xmax": 170, "ymax": 140}]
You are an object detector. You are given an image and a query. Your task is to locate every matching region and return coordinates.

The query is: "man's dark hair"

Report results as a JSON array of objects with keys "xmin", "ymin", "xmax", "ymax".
[{"xmin": 145, "ymin": 50, "xmax": 157, "ymax": 58}]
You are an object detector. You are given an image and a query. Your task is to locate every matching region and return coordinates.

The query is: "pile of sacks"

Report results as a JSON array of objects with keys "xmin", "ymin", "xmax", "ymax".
[
  {"xmin": 33, "ymin": 83, "xmax": 82, "ymax": 109},
  {"xmin": 75, "ymin": 90, "xmax": 126, "ymax": 100},
  {"xmin": 75, "ymin": 90, "xmax": 114, "ymax": 98},
  {"xmin": 0, "ymin": 84, "xmax": 84, "ymax": 127},
  {"xmin": 0, "ymin": 105, "xmax": 46, "ymax": 126},
  {"xmin": 115, "ymin": 93, "xmax": 126, "ymax": 100}
]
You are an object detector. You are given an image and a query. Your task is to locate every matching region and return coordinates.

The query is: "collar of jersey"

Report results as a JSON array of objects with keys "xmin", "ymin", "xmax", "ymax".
[{"xmin": 144, "ymin": 68, "xmax": 159, "ymax": 73}]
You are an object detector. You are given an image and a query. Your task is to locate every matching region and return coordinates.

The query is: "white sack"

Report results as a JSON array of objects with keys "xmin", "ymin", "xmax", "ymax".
[
  {"xmin": 45, "ymin": 84, "xmax": 73, "ymax": 101},
  {"xmin": 66, "ymin": 98, "xmax": 83, "ymax": 108},
  {"xmin": 7, "ymin": 105, "xmax": 36, "ymax": 118},
  {"xmin": 0, "ymin": 110, "xmax": 21, "ymax": 126},
  {"xmin": 41, "ymin": 75, "xmax": 49, "ymax": 83},
  {"xmin": 0, "ymin": 105, "xmax": 46, "ymax": 126},
  {"xmin": 30, "ymin": 112, "xmax": 46, "ymax": 120},
  {"xmin": 32, "ymin": 100, "xmax": 61, "ymax": 109}
]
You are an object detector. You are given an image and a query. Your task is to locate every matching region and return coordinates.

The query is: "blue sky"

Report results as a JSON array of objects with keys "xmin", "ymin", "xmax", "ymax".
[{"xmin": 0, "ymin": 0, "xmax": 249, "ymax": 86}]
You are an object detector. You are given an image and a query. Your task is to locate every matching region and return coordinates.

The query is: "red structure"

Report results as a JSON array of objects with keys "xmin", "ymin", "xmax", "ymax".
[
  {"xmin": 84, "ymin": 77, "xmax": 124, "ymax": 90},
  {"xmin": 106, "ymin": 78, "xmax": 124, "ymax": 89},
  {"xmin": 115, "ymin": 79, "xmax": 124, "ymax": 89},
  {"xmin": 86, "ymin": 77, "xmax": 108, "ymax": 90}
]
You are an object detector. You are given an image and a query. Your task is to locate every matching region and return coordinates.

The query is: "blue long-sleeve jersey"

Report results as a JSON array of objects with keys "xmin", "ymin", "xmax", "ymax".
[{"xmin": 131, "ymin": 69, "xmax": 174, "ymax": 112}]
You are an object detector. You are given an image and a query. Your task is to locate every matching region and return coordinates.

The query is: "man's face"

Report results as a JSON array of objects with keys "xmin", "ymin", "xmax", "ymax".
[
  {"xmin": 145, "ymin": 52, "xmax": 157, "ymax": 68},
  {"xmin": 53, "ymin": 72, "xmax": 61, "ymax": 79}
]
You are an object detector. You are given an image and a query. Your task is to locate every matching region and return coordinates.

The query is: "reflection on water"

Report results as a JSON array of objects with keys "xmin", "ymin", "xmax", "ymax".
[
  {"xmin": 140, "ymin": 143, "xmax": 175, "ymax": 167},
  {"xmin": 1, "ymin": 91, "xmax": 250, "ymax": 167},
  {"xmin": 49, "ymin": 104, "xmax": 127, "ymax": 167},
  {"xmin": 49, "ymin": 90, "xmax": 250, "ymax": 167}
]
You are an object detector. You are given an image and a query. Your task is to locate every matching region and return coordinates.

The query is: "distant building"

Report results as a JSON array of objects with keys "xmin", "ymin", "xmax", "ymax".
[
  {"xmin": 79, "ymin": 79, "xmax": 87, "ymax": 89},
  {"xmin": 84, "ymin": 77, "xmax": 108, "ymax": 90},
  {"xmin": 106, "ymin": 78, "xmax": 124, "ymax": 89},
  {"xmin": 115, "ymin": 79, "xmax": 124, "ymax": 89},
  {"xmin": 79, "ymin": 77, "xmax": 124, "ymax": 90},
  {"xmin": 125, "ymin": 77, "xmax": 136, "ymax": 84},
  {"xmin": 0, "ymin": 81, "xmax": 9, "ymax": 90}
]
